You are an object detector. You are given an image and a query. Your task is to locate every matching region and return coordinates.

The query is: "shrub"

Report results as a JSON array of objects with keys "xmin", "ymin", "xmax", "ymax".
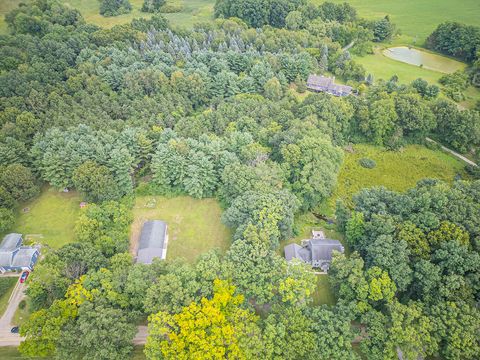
[
  {"xmin": 142, "ymin": 0, "xmax": 165, "ymax": 13},
  {"xmin": 0, "ymin": 207, "xmax": 14, "ymax": 233},
  {"xmin": 160, "ymin": 3, "xmax": 183, "ymax": 13},
  {"xmin": 99, "ymin": 0, "xmax": 132, "ymax": 17},
  {"xmin": 358, "ymin": 158, "xmax": 376, "ymax": 169},
  {"xmin": 19, "ymin": 299, "xmax": 26, "ymax": 310}
]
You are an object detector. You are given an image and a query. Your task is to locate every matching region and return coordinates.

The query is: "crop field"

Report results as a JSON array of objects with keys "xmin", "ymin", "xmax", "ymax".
[{"xmin": 131, "ymin": 196, "xmax": 231, "ymax": 262}]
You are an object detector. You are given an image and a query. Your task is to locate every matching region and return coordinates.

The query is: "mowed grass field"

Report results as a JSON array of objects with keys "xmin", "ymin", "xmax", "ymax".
[
  {"xmin": 324, "ymin": 0, "xmax": 480, "ymax": 42},
  {"xmin": 0, "ymin": 277, "xmax": 17, "ymax": 316},
  {"xmin": 14, "ymin": 188, "xmax": 81, "ymax": 249},
  {"xmin": 331, "ymin": 144, "xmax": 467, "ymax": 207},
  {"xmin": 131, "ymin": 196, "xmax": 231, "ymax": 262}
]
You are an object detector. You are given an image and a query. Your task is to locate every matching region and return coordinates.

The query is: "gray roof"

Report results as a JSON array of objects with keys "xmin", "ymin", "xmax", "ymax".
[
  {"xmin": 11, "ymin": 248, "xmax": 38, "ymax": 268},
  {"xmin": 284, "ymin": 238, "xmax": 344, "ymax": 265},
  {"xmin": 0, "ymin": 251, "xmax": 14, "ymax": 267},
  {"xmin": 308, "ymin": 239, "xmax": 344, "ymax": 262},
  {"xmin": 137, "ymin": 220, "xmax": 167, "ymax": 264},
  {"xmin": 307, "ymin": 74, "xmax": 333, "ymax": 87},
  {"xmin": 284, "ymin": 243, "xmax": 302, "ymax": 261},
  {"xmin": 0, "ymin": 233, "xmax": 22, "ymax": 251}
]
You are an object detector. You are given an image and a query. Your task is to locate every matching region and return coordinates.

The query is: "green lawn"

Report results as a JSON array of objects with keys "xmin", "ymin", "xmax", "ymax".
[
  {"xmin": 355, "ymin": 47, "xmax": 463, "ymax": 84},
  {"xmin": 313, "ymin": 274, "xmax": 336, "ymax": 306},
  {"xmin": 14, "ymin": 188, "xmax": 81, "ymax": 249},
  {"xmin": 331, "ymin": 144, "xmax": 467, "ymax": 207},
  {"xmin": 0, "ymin": 277, "xmax": 17, "ymax": 317},
  {"xmin": 131, "ymin": 196, "xmax": 231, "ymax": 262},
  {"xmin": 324, "ymin": 0, "xmax": 480, "ymax": 43}
]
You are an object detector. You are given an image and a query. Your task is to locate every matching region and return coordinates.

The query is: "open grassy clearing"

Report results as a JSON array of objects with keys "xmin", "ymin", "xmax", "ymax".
[
  {"xmin": 131, "ymin": 196, "xmax": 231, "ymax": 262},
  {"xmin": 0, "ymin": 277, "xmax": 17, "ymax": 317},
  {"xmin": 313, "ymin": 274, "xmax": 336, "ymax": 306},
  {"xmin": 323, "ymin": 0, "xmax": 480, "ymax": 43},
  {"xmin": 331, "ymin": 144, "xmax": 467, "ymax": 207},
  {"xmin": 0, "ymin": 0, "xmax": 214, "ymax": 33},
  {"xmin": 14, "ymin": 187, "xmax": 81, "ymax": 249}
]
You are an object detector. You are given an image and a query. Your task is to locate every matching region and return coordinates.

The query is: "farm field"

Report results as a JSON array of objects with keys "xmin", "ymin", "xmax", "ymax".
[
  {"xmin": 14, "ymin": 188, "xmax": 81, "ymax": 249},
  {"xmin": 324, "ymin": 0, "xmax": 480, "ymax": 43},
  {"xmin": 131, "ymin": 196, "xmax": 231, "ymax": 262},
  {"xmin": 0, "ymin": 277, "xmax": 17, "ymax": 317},
  {"xmin": 331, "ymin": 144, "xmax": 467, "ymax": 207}
]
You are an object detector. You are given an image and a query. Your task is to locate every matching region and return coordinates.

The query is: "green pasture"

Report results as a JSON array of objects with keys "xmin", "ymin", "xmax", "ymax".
[
  {"xmin": 324, "ymin": 0, "xmax": 480, "ymax": 43},
  {"xmin": 131, "ymin": 196, "xmax": 231, "ymax": 262}
]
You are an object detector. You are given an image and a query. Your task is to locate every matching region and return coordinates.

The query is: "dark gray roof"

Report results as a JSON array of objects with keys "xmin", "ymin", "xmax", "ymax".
[
  {"xmin": 0, "ymin": 233, "xmax": 22, "ymax": 251},
  {"xmin": 308, "ymin": 239, "xmax": 344, "ymax": 262},
  {"xmin": 137, "ymin": 220, "xmax": 167, "ymax": 264},
  {"xmin": 284, "ymin": 243, "xmax": 302, "ymax": 261},
  {"xmin": 284, "ymin": 238, "xmax": 344, "ymax": 264},
  {"xmin": 307, "ymin": 74, "xmax": 333, "ymax": 87}
]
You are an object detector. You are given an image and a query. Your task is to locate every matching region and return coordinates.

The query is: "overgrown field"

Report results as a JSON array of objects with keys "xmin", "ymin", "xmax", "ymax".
[
  {"xmin": 131, "ymin": 196, "xmax": 231, "ymax": 262},
  {"xmin": 331, "ymin": 144, "xmax": 467, "ymax": 207},
  {"xmin": 0, "ymin": 277, "xmax": 17, "ymax": 316},
  {"xmin": 324, "ymin": 0, "xmax": 480, "ymax": 42},
  {"xmin": 14, "ymin": 188, "xmax": 81, "ymax": 249}
]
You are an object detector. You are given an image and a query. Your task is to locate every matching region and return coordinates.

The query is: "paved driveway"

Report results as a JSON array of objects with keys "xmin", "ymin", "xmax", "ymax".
[{"xmin": 0, "ymin": 278, "xmax": 25, "ymax": 346}]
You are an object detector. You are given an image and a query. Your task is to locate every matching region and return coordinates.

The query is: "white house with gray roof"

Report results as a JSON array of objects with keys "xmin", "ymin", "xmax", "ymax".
[
  {"xmin": 136, "ymin": 220, "xmax": 168, "ymax": 264},
  {"xmin": 0, "ymin": 233, "xmax": 39, "ymax": 273},
  {"xmin": 284, "ymin": 230, "xmax": 344, "ymax": 273}
]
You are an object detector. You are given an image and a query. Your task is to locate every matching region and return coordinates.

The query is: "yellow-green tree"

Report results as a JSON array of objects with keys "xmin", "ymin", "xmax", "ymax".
[{"xmin": 145, "ymin": 279, "xmax": 262, "ymax": 360}]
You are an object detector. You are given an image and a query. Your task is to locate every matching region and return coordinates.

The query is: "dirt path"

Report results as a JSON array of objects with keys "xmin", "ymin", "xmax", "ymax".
[
  {"xmin": 134, "ymin": 326, "xmax": 148, "ymax": 345},
  {"xmin": 0, "ymin": 278, "xmax": 25, "ymax": 346},
  {"xmin": 425, "ymin": 137, "xmax": 478, "ymax": 167}
]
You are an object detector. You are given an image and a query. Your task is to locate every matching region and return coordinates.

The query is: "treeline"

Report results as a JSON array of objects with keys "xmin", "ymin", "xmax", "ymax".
[
  {"xmin": 427, "ymin": 21, "xmax": 480, "ymax": 92},
  {"xmin": 335, "ymin": 179, "xmax": 480, "ymax": 359}
]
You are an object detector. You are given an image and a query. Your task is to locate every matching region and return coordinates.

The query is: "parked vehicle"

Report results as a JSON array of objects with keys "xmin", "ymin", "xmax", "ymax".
[
  {"xmin": 11, "ymin": 327, "xmax": 19, "ymax": 334},
  {"xmin": 19, "ymin": 271, "xmax": 29, "ymax": 283}
]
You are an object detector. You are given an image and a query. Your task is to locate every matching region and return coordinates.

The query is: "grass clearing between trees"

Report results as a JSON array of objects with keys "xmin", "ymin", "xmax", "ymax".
[
  {"xmin": 0, "ymin": 277, "xmax": 17, "ymax": 317},
  {"xmin": 14, "ymin": 188, "xmax": 81, "ymax": 249},
  {"xmin": 131, "ymin": 196, "xmax": 231, "ymax": 263},
  {"xmin": 331, "ymin": 144, "xmax": 467, "ymax": 207},
  {"xmin": 0, "ymin": 0, "xmax": 214, "ymax": 34}
]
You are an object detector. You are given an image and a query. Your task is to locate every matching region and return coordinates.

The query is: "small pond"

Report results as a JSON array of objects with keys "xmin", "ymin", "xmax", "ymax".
[{"xmin": 383, "ymin": 46, "xmax": 464, "ymax": 73}]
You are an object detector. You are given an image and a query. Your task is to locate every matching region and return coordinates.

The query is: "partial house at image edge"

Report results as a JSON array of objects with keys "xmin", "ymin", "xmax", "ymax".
[
  {"xmin": 136, "ymin": 220, "xmax": 168, "ymax": 264},
  {"xmin": 0, "ymin": 233, "xmax": 39, "ymax": 273}
]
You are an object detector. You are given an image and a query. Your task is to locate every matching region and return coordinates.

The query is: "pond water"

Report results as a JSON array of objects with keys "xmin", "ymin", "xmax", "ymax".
[{"xmin": 383, "ymin": 46, "xmax": 464, "ymax": 73}]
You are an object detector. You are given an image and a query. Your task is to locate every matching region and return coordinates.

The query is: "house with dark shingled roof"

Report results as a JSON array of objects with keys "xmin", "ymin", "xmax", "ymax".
[
  {"xmin": 306, "ymin": 74, "xmax": 353, "ymax": 96},
  {"xmin": 284, "ymin": 230, "xmax": 344, "ymax": 273}
]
